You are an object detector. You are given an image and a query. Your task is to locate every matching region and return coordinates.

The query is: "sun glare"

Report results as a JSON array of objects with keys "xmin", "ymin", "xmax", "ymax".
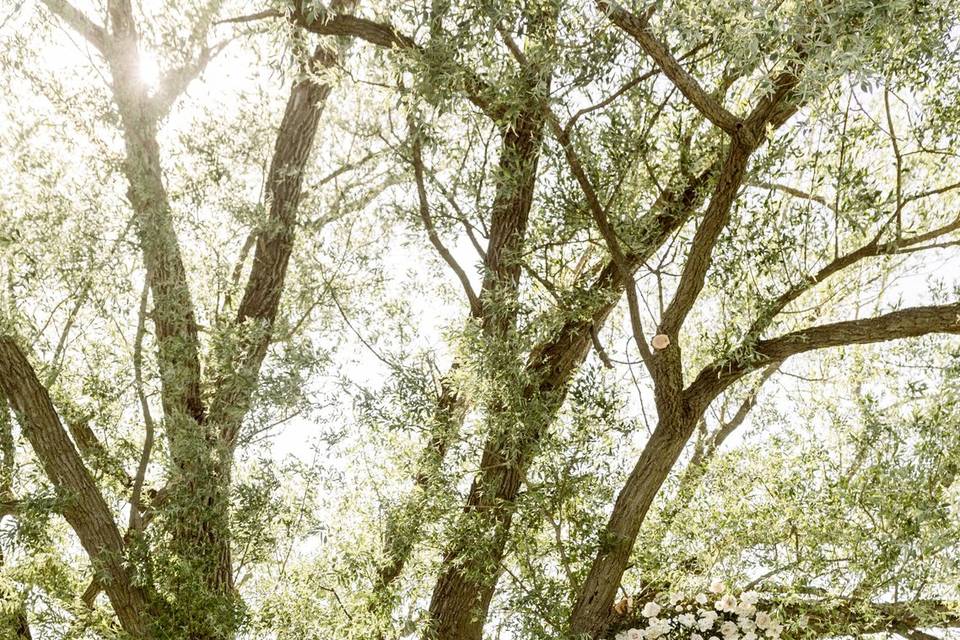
[{"xmin": 138, "ymin": 51, "xmax": 160, "ymax": 90}]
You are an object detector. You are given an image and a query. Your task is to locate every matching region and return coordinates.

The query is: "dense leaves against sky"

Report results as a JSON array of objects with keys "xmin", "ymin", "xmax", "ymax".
[{"xmin": 1, "ymin": 0, "xmax": 960, "ymax": 638}]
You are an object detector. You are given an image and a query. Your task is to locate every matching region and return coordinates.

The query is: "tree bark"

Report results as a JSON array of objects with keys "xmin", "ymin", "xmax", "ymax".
[
  {"xmin": 0, "ymin": 337, "xmax": 154, "ymax": 638},
  {"xmin": 208, "ymin": 43, "xmax": 338, "ymax": 450}
]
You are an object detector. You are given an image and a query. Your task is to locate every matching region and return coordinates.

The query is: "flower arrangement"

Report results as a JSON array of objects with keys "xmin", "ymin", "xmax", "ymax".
[{"xmin": 614, "ymin": 581, "xmax": 783, "ymax": 640}]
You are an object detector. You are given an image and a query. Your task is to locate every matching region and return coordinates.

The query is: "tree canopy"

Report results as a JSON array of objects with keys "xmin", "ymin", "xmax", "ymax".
[{"xmin": 1, "ymin": 0, "xmax": 960, "ymax": 638}]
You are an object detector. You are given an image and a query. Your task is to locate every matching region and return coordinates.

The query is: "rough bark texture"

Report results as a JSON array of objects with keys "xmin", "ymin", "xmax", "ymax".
[
  {"xmin": 423, "ymin": 166, "xmax": 714, "ymax": 640},
  {"xmin": 421, "ymin": 5, "xmax": 563, "ymax": 635},
  {"xmin": 97, "ymin": 4, "xmax": 235, "ymax": 617},
  {"xmin": 0, "ymin": 338, "xmax": 153, "ymax": 638},
  {"xmin": 477, "ymin": 109, "xmax": 549, "ymax": 335},
  {"xmin": 209, "ymin": 43, "xmax": 337, "ymax": 449},
  {"xmin": 375, "ymin": 4, "xmax": 558, "ymax": 603}
]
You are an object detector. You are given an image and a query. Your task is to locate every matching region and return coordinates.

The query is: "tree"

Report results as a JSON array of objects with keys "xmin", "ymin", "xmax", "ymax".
[{"xmin": 1, "ymin": 0, "xmax": 959, "ymax": 638}]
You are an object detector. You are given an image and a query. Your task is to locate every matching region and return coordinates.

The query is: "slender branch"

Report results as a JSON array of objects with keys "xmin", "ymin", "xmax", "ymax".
[
  {"xmin": 750, "ymin": 180, "xmax": 833, "ymax": 210},
  {"xmin": 744, "ymin": 212, "xmax": 960, "ymax": 342},
  {"xmin": 884, "ymin": 86, "xmax": 905, "ymax": 238},
  {"xmin": 597, "ymin": 0, "xmax": 740, "ymax": 134},
  {"xmin": 687, "ymin": 301, "xmax": 960, "ymax": 412},
  {"xmin": 151, "ymin": 39, "xmax": 231, "ymax": 118},
  {"xmin": 128, "ymin": 281, "xmax": 154, "ymax": 532},
  {"xmin": 905, "ymin": 179, "xmax": 960, "ymax": 204},
  {"xmin": 562, "ymin": 43, "xmax": 707, "ymax": 136},
  {"xmin": 409, "ymin": 124, "xmax": 482, "ymax": 316},
  {"xmin": 214, "ymin": 9, "xmax": 280, "ymax": 25},
  {"xmin": 46, "ymin": 216, "xmax": 136, "ymax": 387}
]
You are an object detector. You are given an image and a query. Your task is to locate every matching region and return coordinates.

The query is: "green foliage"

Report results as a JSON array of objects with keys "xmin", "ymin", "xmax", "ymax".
[{"xmin": 2, "ymin": 0, "xmax": 960, "ymax": 637}]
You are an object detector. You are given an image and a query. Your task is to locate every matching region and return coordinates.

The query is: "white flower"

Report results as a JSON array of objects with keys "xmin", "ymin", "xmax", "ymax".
[
  {"xmin": 721, "ymin": 621, "xmax": 740, "ymax": 639},
  {"xmin": 691, "ymin": 635, "xmax": 703, "ymax": 640},
  {"xmin": 642, "ymin": 601, "xmax": 662, "ymax": 618},
  {"xmin": 740, "ymin": 591, "xmax": 760, "ymax": 606},
  {"xmin": 754, "ymin": 612, "xmax": 772, "ymax": 630},
  {"xmin": 645, "ymin": 618, "xmax": 671, "ymax": 639},
  {"xmin": 698, "ymin": 611, "xmax": 718, "ymax": 631},
  {"xmin": 709, "ymin": 579, "xmax": 725, "ymax": 594},
  {"xmin": 709, "ymin": 636, "xmax": 720, "ymax": 640},
  {"xmin": 679, "ymin": 613, "xmax": 697, "ymax": 628},
  {"xmin": 738, "ymin": 616, "xmax": 757, "ymax": 633},
  {"xmin": 675, "ymin": 604, "xmax": 685, "ymax": 612},
  {"xmin": 735, "ymin": 602, "xmax": 756, "ymax": 617},
  {"xmin": 743, "ymin": 633, "xmax": 757, "ymax": 640},
  {"xmin": 765, "ymin": 622, "xmax": 783, "ymax": 639},
  {"xmin": 695, "ymin": 593, "xmax": 709, "ymax": 605},
  {"xmin": 715, "ymin": 595, "xmax": 738, "ymax": 612},
  {"xmin": 626, "ymin": 629, "xmax": 643, "ymax": 640}
]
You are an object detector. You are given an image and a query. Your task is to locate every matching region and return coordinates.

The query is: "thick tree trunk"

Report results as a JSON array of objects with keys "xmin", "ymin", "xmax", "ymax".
[{"xmin": 422, "ymin": 12, "xmax": 557, "ymax": 633}]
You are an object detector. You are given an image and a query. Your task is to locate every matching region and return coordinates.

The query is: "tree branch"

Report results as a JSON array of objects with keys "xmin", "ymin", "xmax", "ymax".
[
  {"xmin": 0, "ymin": 336, "xmax": 153, "ymax": 637},
  {"xmin": 208, "ymin": 42, "xmax": 337, "ymax": 449},
  {"xmin": 128, "ymin": 281, "xmax": 154, "ymax": 532},
  {"xmin": 597, "ymin": 0, "xmax": 740, "ymax": 134},
  {"xmin": 498, "ymin": 24, "xmax": 655, "ymax": 367},
  {"xmin": 658, "ymin": 140, "xmax": 753, "ymax": 335},
  {"xmin": 289, "ymin": 2, "xmax": 506, "ymax": 121},
  {"xmin": 410, "ymin": 123, "xmax": 482, "ymax": 317},
  {"xmin": 39, "ymin": 0, "xmax": 108, "ymax": 53},
  {"xmin": 151, "ymin": 39, "xmax": 231, "ymax": 119},
  {"xmin": 743, "ymin": 213, "xmax": 960, "ymax": 343},
  {"xmin": 658, "ymin": 55, "xmax": 805, "ymax": 336},
  {"xmin": 687, "ymin": 302, "xmax": 960, "ymax": 412}
]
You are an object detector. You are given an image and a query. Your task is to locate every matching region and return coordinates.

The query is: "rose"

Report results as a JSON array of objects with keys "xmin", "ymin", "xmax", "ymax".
[
  {"xmin": 698, "ymin": 611, "xmax": 719, "ymax": 631},
  {"xmin": 715, "ymin": 594, "xmax": 737, "ymax": 612},
  {"xmin": 721, "ymin": 621, "xmax": 740, "ymax": 639},
  {"xmin": 679, "ymin": 613, "xmax": 697, "ymax": 628},
  {"xmin": 755, "ymin": 612, "xmax": 772, "ymax": 630}
]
